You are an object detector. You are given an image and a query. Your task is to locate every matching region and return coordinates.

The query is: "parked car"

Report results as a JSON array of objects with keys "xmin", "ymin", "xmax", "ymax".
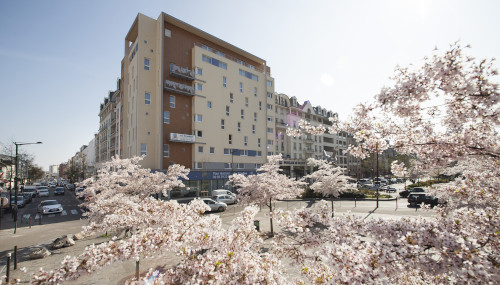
[
  {"xmin": 399, "ymin": 187, "xmax": 425, "ymax": 198},
  {"xmin": 201, "ymin": 198, "xmax": 227, "ymax": 212},
  {"xmin": 10, "ymin": 195, "xmax": 26, "ymax": 208},
  {"xmin": 408, "ymin": 193, "xmax": 440, "ymax": 207},
  {"xmin": 212, "ymin": 189, "xmax": 236, "ymax": 198},
  {"xmin": 214, "ymin": 194, "xmax": 236, "ymax": 205},
  {"xmin": 65, "ymin": 184, "xmax": 75, "ymax": 191},
  {"xmin": 75, "ymin": 187, "xmax": 85, "ymax": 199},
  {"xmin": 38, "ymin": 188, "xmax": 50, "ymax": 197},
  {"xmin": 54, "ymin": 187, "xmax": 65, "ymax": 195},
  {"xmin": 37, "ymin": 200, "xmax": 63, "ymax": 214}
]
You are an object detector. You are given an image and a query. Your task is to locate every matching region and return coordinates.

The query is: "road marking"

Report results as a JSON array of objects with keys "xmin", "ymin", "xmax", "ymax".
[
  {"xmin": 23, "ymin": 214, "xmax": 31, "ymax": 219},
  {"xmin": 61, "ymin": 210, "xmax": 67, "ymax": 216},
  {"xmin": 35, "ymin": 214, "xmax": 40, "ymax": 220},
  {"xmin": 71, "ymin": 210, "xmax": 78, "ymax": 215}
]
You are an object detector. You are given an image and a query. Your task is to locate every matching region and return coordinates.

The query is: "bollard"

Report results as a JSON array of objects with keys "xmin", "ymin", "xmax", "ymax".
[
  {"xmin": 39, "ymin": 213, "xmax": 42, "ymax": 225},
  {"xmin": 29, "ymin": 216, "xmax": 32, "ymax": 228},
  {"xmin": 14, "ymin": 246, "xmax": 17, "ymax": 270},
  {"xmin": 396, "ymin": 198, "xmax": 398, "ymax": 209},
  {"xmin": 6, "ymin": 253, "xmax": 11, "ymax": 282},
  {"xmin": 135, "ymin": 260, "xmax": 140, "ymax": 280}
]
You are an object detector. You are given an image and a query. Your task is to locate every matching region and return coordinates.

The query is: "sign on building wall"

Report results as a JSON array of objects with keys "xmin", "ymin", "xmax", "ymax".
[{"xmin": 170, "ymin": 133, "xmax": 195, "ymax": 143}]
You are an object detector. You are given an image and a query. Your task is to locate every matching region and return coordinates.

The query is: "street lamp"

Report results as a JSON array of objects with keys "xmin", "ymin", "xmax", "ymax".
[{"xmin": 14, "ymin": 142, "xmax": 42, "ymax": 207}]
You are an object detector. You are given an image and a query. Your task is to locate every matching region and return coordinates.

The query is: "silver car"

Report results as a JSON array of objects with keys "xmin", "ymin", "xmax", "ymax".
[
  {"xmin": 38, "ymin": 189, "xmax": 49, "ymax": 197},
  {"xmin": 213, "ymin": 194, "xmax": 236, "ymax": 205},
  {"xmin": 38, "ymin": 200, "xmax": 63, "ymax": 214},
  {"xmin": 201, "ymin": 198, "xmax": 227, "ymax": 212}
]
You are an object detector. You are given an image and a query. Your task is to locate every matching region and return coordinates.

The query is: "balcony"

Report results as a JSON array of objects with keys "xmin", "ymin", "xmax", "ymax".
[
  {"xmin": 164, "ymin": 80, "xmax": 194, "ymax": 96},
  {"xmin": 170, "ymin": 63, "xmax": 195, "ymax": 81}
]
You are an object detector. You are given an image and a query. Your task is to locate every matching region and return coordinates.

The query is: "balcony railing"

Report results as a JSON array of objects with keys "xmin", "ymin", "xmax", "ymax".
[
  {"xmin": 194, "ymin": 42, "xmax": 268, "ymax": 75},
  {"xmin": 164, "ymin": 80, "xmax": 194, "ymax": 96},
  {"xmin": 170, "ymin": 63, "xmax": 195, "ymax": 81}
]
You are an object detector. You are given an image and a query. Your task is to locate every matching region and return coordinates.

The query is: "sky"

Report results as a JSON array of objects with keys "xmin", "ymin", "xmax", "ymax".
[{"xmin": 0, "ymin": 0, "xmax": 499, "ymax": 171}]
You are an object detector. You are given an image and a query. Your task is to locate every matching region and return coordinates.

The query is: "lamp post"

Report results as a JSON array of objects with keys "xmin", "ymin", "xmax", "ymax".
[{"xmin": 14, "ymin": 142, "xmax": 42, "ymax": 209}]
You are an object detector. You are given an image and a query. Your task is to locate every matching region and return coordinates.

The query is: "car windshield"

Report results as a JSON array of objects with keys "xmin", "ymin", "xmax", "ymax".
[
  {"xmin": 42, "ymin": 201, "xmax": 59, "ymax": 206},
  {"xmin": 56, "ymin": 187, "xmax": 64, "ymax": 190},
  {"xmin": 38, "ymin": 187, "xmax": 48, "ymax": 190}
]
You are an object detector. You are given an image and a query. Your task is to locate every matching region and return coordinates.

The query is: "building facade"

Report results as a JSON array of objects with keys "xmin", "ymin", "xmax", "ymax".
[{"xmin": 94, "ymin": 13, "xmax": 276, "ymax": 193}]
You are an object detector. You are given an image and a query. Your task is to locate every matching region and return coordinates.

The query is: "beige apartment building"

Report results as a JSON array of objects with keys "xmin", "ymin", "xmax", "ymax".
[
  {"xmin": 95, "ymin": 13, "xmax": 275, "ymax": 192},
  {"xmin": 273, "ymin": 93, "xmax": 361, "ymax": 178}
]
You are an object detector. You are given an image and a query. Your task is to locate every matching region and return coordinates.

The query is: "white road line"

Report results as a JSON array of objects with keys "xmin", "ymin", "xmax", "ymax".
[
  {"xmin": 71, "ymin": 209, "xmax": 78, "ymax": 215},
  {"xmin": 61, "ymin": 210, "xmax": 67, "ymax": 216}
]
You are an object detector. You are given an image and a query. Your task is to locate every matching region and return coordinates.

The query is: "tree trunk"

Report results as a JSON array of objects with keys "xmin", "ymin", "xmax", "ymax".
[
  {"xmin": 269, "ymin": 197, "xmax": 274, "ymax": 236},
  {"xmin": 331, "ymin": 198, "xmax": 335, "ymax": 217}
]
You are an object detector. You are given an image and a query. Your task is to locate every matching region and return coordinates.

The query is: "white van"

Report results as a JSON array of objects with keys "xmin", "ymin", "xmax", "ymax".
[{"xmin": 212, "ymin": 189, "xmax": 235, "ymax": 198}]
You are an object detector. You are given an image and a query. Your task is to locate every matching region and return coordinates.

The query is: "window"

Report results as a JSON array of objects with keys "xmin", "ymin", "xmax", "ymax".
[
  {"xmin": 170, "ymin": 95, "xmax": 175, "ymax": 108},
  {"xmin": 196, "ymin": 130, "xmax": 203, "ymax": 137},
  {"xmin": 163, "ymin": 144, "xmax": 169, "ymax": 157},
  {"xmin": 207, "ymin": 101, "xmax": 212, "ymax": 108},
  {"xmin": 202, "ymin": 54, "xmax": 227, "ymax": 69},
  {"xmin": 259, "ymin": 101, "xmax": 262, "ymax": 110},
  {"xmin": 252, "ymin": 125, "xmax": 255, "ymax": 134},
  {"xmin": 140, "ymin": 143, "xmax": 147, "ymax": 156},
  {"xmin": 245, "ymin": 97, "xmax": 249, "ymax": 107},
  {"xmin": 267, "ymin": 104, "xmax": 273, "ymax": 110},
  {"xmin": 238, "ymin": 69, "xmax": 258, "ymax": 81},
  {"xmin": 221, "ymin": 119, "xmax": 225, "ymax": 129},
  {"xmin": 196, "ymin": 67, "xmax": 202, "ymax": 75},
  {"xmin": 237, "ymin": 163, "xmax": 244, "ymax": 169},
  {"xmin": 230, "ymin": 93, "xmax": 233, "ymax": 103},
  {"xmin": 258, "ymin": 138, "xmax": 261, "ymax": 147},
  {"xmin": 254, "ymin": 87, "xmax": 257, "ymax": 96},
  {"xmin": 267, "ymin": 80, "xmax": 273, "ymax": 87},
  {"xmin": 210, "ymin": 147, "xmax": 215, "ymax": 154},
  {"xmin": 293, "ymin": 142, "xmax": 297, "ymax": 150},
  {"xmin": 226, "ymin": 106, "xmax": 230, "ymax": 116},
  {"xmin": 198, "ymin": 146, "xmax": 203, "ymax": 153},
  {"xmin": 145, "ymin": 92, "xmax": 151, "ymax": 105},
  {"xmin": 144, "ymin": 58, "xmax": 150, "ymax": 70},
  {"xmin": 237, "ymin": 122, "xmax": 241, "ymax": 132},
  {"xmin": 195, "ymin": 114, "xmax": 203, "ymax": 122},
  {"xmin": 267, "ymin": 92, "xmax": 273, "ymax": 98},
  {"xmin": 224, "ymin": 148, "xmax": 231, "ymax": 155},
  {"xmin": 228, "ymin": 134, "xmax": 232, "ymax": 144},
  {"xmin": 267, "ymin": 127, "xmax": 273, "ymax": 134},
  {"xmin": 254, "ymin": 112, "xmax": 257, "ymax": 122},
  {"xmin": 242, "ymin": 149, "xmax": 248, "ymax": 156},
  {"xmin": 239, "ymin": 82, "xmax": 243, "ymax": 93},
  {"xmin": 257, "ymin": 151, "xmax": 262, "ymax": 157},
  {"xmin": 196, "ymin": 83, "xmax": 202, "ymax": 91},
  {"xmin": 196, "ymin": 162, "xmax": 203, "ymax": 169},
  {"xmin": 267, "ymin": 139, "xmax": 273, "ymax": 145},
  {"xmin": 224, "ymin": 163, "xmax": 231, "ymax": 169},
  {"xmin": 244, "ymin": 136, "xmax": 248, "ymax": 146},
  {"xmin": 267, "ymin": 117, "xmax": 273, "ymax": 122},
  {"xmin": 223, "ymin": 76, "xmax": 227, "ymax": 87},
  {"xmin": 163, "ymin": 111, "xmax": 170, "ymax": 124},
  {"xmin": 241, "ymin": 109, "xmax": 244, "ymax": 119}
]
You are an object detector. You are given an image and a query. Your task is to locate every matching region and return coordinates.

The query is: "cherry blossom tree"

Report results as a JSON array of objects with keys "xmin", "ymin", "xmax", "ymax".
[
  {"xmin": 229, "ymin": 154, "xmax": 306, "ymax": 236},
  {"xmin": 303, "ymin": 158, "xmax": 354, "ymax": 216},
  {"xmin": 283, "ymin": 42, "xmax": 500, "ymax": 283},
  {"xmin": 30, "ymin": 157, "xmax": 293, "ymax": 284}
]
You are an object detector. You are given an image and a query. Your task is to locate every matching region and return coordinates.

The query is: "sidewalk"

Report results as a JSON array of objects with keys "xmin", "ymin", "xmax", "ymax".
[{"xmin": 0, "ymin": 198, "xmax": 437, "ymax": 284}]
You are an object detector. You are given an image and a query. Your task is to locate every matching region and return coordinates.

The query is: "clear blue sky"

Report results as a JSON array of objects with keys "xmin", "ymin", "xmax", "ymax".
[{"xmin": 1, "ymin": 0, "xmax": 499, "ymax": 171}]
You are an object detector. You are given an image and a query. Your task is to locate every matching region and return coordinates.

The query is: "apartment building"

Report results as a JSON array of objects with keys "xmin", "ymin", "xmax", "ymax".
[
  {"xmin": 274, "ymin": 93, "xmax": 361, "ymax": 178},
  {"xmin": 106, "ymin": 12, "xmax": 275, "ymax": 192}
]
